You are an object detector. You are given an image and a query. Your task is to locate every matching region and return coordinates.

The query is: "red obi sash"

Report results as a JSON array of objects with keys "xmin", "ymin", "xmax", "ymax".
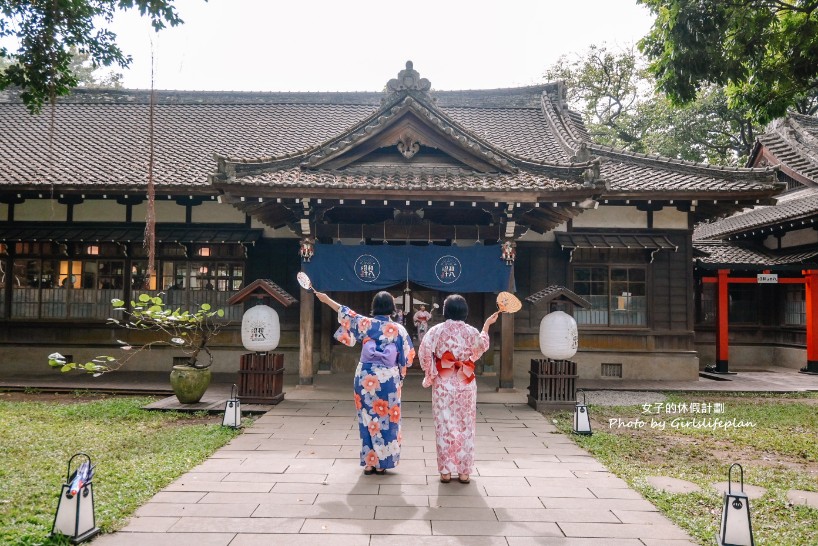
[{"xmin": 434, "ymin": 351, "xmax": 475, "ymax": 383}]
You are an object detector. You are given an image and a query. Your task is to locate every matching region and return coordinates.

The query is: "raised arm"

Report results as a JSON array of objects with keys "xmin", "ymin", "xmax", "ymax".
[
  {"xmin": 314, "ymin": 291, "xmax": 341, "ymax": 312},
  {"xmin": 482, "ymin": 311, "xmax": 500, "ymax": 334}
]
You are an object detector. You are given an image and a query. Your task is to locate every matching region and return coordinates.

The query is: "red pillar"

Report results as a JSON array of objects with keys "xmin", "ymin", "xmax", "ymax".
[
  {"xmin": 805, "ymin": 270, "xmax": 818, "ymax": 373},
  {"xmin": 715, "ymin": 269, "xmax": 730, "ymax": 373}
]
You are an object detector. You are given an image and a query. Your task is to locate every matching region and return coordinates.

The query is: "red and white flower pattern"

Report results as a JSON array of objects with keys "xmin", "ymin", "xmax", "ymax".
[{"xmin": 419, "ymin": 320, "xmax": 490, "ymax": 476}]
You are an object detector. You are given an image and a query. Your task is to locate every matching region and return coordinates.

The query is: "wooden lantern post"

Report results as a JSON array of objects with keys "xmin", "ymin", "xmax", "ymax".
[{"xmin": 227, "ymin": 279, "xmax": 298, "ymax": 403}]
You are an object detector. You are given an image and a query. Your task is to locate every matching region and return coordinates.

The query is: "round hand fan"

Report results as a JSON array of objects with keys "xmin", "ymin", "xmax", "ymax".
[
  {"xmin": 296, "ymin": 272, "xmax": 313, "ymax": 291},
  {"xmin": 496, "ymin": 291, "xmax": 522, "ymax": 313}
]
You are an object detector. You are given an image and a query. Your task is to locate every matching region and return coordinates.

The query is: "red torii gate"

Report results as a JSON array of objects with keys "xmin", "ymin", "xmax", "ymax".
[{"xmin": 702, "ymin": 269, "xmax": 818, "ymax": 373}]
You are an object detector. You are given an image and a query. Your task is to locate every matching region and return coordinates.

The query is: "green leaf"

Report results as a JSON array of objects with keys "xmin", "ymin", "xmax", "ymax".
[
  {"xmin": 138, "ymin": 294, "xmax": 151, "ymax": 302},
  {"xmin": 112, "ymin": 298, "xmax": 125, "ymax": 307},
  {"xmin": 201, "ymin": 303, "xmax": 211, "ymax": 311},
  {"xmin": 217, "ymin": 309, "xmax": 225, "ymax": 317}
]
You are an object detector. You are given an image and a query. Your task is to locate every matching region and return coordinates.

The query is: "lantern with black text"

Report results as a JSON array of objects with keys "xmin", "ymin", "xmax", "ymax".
[
  {"xmin": 718, "ymin": 463, "xmax": 754, "ymax": 546},
  {"xmin": 241, "ymin": 302, "xmax": 280, "ymax": 353},
  {"xmin": 51, "ymin": 453, "xmax": 99, "ymax": 543},
  {"xmin": 222, "ymin": 384, "xmax": 242, "ymax": 428},
  {"xmin": 572, "ymin": 389, "xmax": 592, "ymax": 435},
  {"xmin": 539, "ymin": 310, "xmax": 578, "ymax": 360}
]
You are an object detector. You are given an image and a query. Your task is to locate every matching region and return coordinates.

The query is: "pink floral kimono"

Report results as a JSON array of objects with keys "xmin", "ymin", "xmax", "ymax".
[{"xmin": 419, "ymin": 320, "xmax": 490, "ymax": 476}]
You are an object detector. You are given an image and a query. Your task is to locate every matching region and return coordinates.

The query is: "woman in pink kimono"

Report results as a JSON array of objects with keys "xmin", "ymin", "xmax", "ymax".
[
  {"xmin": 413, "ymin": 305, "xmax": 432, "ymax": 343},
  {"xmin": 419, "ymin": 294, "xmax": 499, "ymax": 484}
]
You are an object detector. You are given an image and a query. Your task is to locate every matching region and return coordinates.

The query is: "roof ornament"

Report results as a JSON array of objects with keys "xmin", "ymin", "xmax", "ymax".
[
  {"xmin": 397, "ymin": 132, "xmax": 420, "ymax": 159},
  {"xmin": 386, "ymin": 61, "xmax": 431, "ymax": 97},
  {"xmin": 572, "ymin": 143, "xmax": 592, "ymax": 163}
]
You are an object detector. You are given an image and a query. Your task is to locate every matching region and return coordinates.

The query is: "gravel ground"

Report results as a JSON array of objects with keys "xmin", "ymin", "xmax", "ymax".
[{"xmin": 579, "ymin": 390, "xmax": 667, "ymax": 407}]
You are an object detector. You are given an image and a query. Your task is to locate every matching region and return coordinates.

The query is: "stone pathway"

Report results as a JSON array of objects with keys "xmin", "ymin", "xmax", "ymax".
[{"xmin": 91, "ymin": 400, "xmax": 696, "ymax": 545}]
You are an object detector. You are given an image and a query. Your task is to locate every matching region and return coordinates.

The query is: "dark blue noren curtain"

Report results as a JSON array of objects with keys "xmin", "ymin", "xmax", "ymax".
[{"xmin": 303, "ymin": 244, "xmax": 513, "ymax": 292}]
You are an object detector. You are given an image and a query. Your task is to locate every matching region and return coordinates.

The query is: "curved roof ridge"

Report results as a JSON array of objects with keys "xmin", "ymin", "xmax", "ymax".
[{"xmin": 539, "ymin": 88, "xmax": 584, "ymax": 157}]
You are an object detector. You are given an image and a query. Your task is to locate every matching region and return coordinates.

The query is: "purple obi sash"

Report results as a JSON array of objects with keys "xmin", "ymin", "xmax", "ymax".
[{"xmin": 360, "ymin": 339, "xmax": 398, "ymax": 367}]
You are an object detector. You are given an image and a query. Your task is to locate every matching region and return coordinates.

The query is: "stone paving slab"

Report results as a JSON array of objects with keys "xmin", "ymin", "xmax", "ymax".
[{"xmin": 90, "ymin": 400, "xmax": 696, "ymax": 544}]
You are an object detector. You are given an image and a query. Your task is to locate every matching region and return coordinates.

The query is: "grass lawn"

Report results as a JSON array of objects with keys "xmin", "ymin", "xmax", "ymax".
[
  {"xmin": 0, "ymin": 392, "xmax": 242, "ymax": 546},
  {"xmin": 552, "ymin": 392, "xmax": 818, "ymax": 546}
]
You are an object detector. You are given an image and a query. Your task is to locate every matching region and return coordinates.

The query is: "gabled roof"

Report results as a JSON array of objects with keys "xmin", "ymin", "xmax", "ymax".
[
  {"xmin": 213, "ymin": 62, "xmax": 599, "ymax": 198},
  {"xmin": 525, "ymin": 285, "xmax": 592, "ymax": 308},
  {"xmin": 226, "ymin": 279, "xmax": 297, "ymax": 307},
  {"xmin": 749, "ymin": 112, "xmax": 818, "ymax": 184}
]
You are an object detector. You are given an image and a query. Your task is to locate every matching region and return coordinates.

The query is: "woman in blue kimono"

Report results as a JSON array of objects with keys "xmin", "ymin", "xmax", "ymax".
[{"xmin": 314, "ymin": 290, "xmax": 415, "ymax": 474}]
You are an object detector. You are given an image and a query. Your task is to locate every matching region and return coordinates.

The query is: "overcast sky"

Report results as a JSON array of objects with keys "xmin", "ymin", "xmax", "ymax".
[{"xmin": 108, "ymin": 0, "xmax": 655, "ymax": 92}]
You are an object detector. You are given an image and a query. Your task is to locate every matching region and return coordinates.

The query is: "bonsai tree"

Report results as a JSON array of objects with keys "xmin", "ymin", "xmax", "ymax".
[{"xmin": 48, "ymin": 294, "xmax": 226, "ymax": 375}]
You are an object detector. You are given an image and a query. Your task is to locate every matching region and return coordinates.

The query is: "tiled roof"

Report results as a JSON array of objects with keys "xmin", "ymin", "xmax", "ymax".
[
  {"xmin": 0, "ymin": 86, "xmax": 573, "ymax": 190},
  {"xmin": 222, "ymin": 166, "xmax": 585, "ymax": 194},
  {"xmin": 694, "ymin": 186, "xmax": 818, "ymax": 240},
  {"xmin": 693, "ymin": 239, "xmax": 818, "ymax": 266},
  {"xmin": 0, "ymin": 78, "xmax": 782, "ymax": 200},
  {"xmin": 600, "ymin": 158, "xmax": 776, "ymax": 194},
  {"xmin": 536, "ymin": 87, "xmax": 781, "ymax": 196},
  {"xmin": 753, "ymin": 113, "xmax": 818, "ymax": 182},
  {"xmin": 0, "ymin": 102, "xmax": 373, "ymax": 190}
]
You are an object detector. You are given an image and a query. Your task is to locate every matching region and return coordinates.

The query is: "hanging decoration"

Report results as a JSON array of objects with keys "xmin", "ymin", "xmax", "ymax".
[
  {"xmin": 299, "ymin": 239, "xmax": 314, "ymax": 262},
  {"xmin": 539, "ymin": 310, "xmax": 578, "ymax": 360},
  {"xmin": 501, "ymin": 240, "xmax": 516, "ymax": 265}
]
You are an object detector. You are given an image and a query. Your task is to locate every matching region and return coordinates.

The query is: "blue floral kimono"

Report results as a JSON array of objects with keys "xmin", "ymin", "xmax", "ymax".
[{"xmin": 336, "ymin": 306, "xmax": 415, "ymax": 469}]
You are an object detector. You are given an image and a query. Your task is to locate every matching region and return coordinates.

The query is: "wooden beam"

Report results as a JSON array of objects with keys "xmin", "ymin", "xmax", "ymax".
[
  {"xmin": 318, "ymin": 301, "xmax": 332, "ymax": 374},
  {"xmin": 499, "ymin": 308, "xmax": 514, "ymax": 390}
]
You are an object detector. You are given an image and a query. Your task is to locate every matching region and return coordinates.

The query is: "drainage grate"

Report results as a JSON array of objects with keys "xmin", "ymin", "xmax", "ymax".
[{"xmin": 601, "ymin": 363, "xmax": 623, "ymax": 378}]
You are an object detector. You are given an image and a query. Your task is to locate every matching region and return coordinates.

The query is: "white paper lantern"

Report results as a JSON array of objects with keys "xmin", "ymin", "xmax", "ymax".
[
  {"xmin": 241, "ymin": 304, "xmax": 280, "ymax": 352},
  {"xmin": 539, "ymin": 310, "xmax": 578, "ymax": 360}
]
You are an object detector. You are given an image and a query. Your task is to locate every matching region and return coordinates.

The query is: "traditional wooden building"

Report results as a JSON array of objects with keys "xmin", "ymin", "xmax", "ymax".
[
  {"xmin": 0, "ymin": 62, "xmax": 782, "ymax": 385},
  {"xmin": 694, "ymin": 113, "xmax": 818, "ymax": 373}
]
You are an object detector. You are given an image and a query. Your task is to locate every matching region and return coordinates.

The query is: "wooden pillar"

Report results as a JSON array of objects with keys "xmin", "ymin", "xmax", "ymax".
[
  {"xmin": 499, "ymin": 309, "xmax": 514, "ymax": 390},
  {"xmin": 318, "ymin": 300, "xmax": 332, "ymax": 374},
  {"xmin": 299, "ymin": 286, "xmax": 314, "ymax": 385},
  {"xmin": 715, "ymin": 268, "xmax": 730, "ymax": 373},
  {"xmin": 805, "ymin": 270, "xmax": 818, "ymax": 373},
  {"xmin": 481, "ymin": 292, "xmax": 496, "ymax": 376}
]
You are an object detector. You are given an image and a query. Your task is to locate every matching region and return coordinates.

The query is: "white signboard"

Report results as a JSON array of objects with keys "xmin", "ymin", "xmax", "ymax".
[{"xmin": 757, "ymin": 274, "xmax": 778, "ymax": 284}]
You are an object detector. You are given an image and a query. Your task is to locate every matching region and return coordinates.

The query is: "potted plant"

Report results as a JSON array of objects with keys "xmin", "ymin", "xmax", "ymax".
[{"xmin": 48, "ymin": 294, "xmax": 226, "ymax": 404}]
